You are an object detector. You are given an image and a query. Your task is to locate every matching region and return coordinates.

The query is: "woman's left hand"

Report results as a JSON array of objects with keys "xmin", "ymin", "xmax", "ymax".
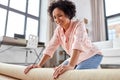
[{"xmin": 53, "ymin": 65, "xmax": 74, "ymax": 79}]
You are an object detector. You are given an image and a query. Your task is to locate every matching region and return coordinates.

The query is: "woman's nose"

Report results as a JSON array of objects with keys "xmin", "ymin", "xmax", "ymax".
[{"xmin": 55, "ymin": 18, "xmax": 60, "ymax": 24}]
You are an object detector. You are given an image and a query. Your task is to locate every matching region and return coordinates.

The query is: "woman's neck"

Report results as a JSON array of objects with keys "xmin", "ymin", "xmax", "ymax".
[{"xmin": 63, "ymin": 20, "xmax": 71, "ymax": 32}]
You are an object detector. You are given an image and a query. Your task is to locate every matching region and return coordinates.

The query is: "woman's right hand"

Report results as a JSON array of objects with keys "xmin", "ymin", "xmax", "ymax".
[{"xmin": 24, "ymin": 64, "xmax": 41, "ymax": 74}]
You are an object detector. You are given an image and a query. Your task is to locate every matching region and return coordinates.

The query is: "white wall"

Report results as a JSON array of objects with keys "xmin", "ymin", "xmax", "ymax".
[
  {"xmin": 72, "ymin": 0, "xmax": 92, "ymax": 37},
  {"xmin": 73, "ymin": 0, "xmax": 92, "ymax": 20}
]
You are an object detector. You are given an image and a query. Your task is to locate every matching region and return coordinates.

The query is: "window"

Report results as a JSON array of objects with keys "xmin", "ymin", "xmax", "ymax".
[
  {"xmin": 0, "ymin": 0, "xmax": 41, "ymax": 40},
  {"xmin": 6, "ymin": 11, "xmax": 25, "ymax": 37},
  {"xmin": 0, "ymin": 8, "xmax": 7, "ymax": 36},
  {"xmin": 10, "ymin": 0, "xmax": 26, "ymax": 12},
  {"xmin": 104, "ymin": 0, "xmax": 120, "ymax": 40},
  {"xmin": 28, "ymin": 0, "xmax": 39, "ymax": 16},
  {"xmin": 0, "ymin": 0, "xmax": 8, "ymax": 6},
  {"xmin": 26, "ymin": 18, "xmax": 38, "ymax": 38}
]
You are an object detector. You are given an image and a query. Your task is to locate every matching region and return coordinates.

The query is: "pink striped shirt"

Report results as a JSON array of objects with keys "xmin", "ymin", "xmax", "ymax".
[{"xmin": 43, "ymin": 20, "xmax": 102, "ymax": 64}]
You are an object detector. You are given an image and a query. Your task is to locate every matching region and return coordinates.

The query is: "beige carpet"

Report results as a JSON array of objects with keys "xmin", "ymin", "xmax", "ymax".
[
  {"xmin": 0, "ymin": 74, "xmax": 19, "ymax": 80},
  {"xmin": 0, "ymin": 62, "xmax": 120, "ymax": 80}
]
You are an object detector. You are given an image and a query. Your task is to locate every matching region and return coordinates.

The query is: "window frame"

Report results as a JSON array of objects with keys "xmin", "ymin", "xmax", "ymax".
[
  {"xmin": 0, "ymin": 0, "xmax": 41, "ymax": 40},
  {"xmin": 104, "ymin": 0, "xmax": 120, "ymax": 40}
]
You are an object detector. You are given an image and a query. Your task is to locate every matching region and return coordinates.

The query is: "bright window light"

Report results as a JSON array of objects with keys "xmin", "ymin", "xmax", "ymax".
[
  {"xmin": 105, "ymin": 0, "xmax": 120, "ymax": 16},
  {"xmin": 6, "ymin": 11, "xmax": 25, "ymax": 37},
  {"xmin": 10, "ymin": 0, "xmax": 26, "ymax": 12},
  {"xmin": 0, "ymin": 0, "xmax": 8, "ymax": 6},
  {"xmin": 0, "ymin": 8, "xmax": 7, "ymax": 36}
]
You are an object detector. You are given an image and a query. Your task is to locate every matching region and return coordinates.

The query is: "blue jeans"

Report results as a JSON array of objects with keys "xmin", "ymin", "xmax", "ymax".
[{"xmin": 61, "ymin": 54, "xmax": 103, "ymax": 69}]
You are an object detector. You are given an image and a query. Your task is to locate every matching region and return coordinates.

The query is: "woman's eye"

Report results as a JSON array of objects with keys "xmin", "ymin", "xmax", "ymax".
[
  {"xmin": 58, "ymin": 15, "xmax": 62, "ymax": 17},
  {"xmin": 53, "ymin": 14, "xmax": 63, "ymax": 20}
]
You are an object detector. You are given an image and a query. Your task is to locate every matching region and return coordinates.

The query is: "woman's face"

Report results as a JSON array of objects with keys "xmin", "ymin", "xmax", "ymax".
[{"xmin": 52, "ymin": 8, "xmax": 70, "ymax": 28}]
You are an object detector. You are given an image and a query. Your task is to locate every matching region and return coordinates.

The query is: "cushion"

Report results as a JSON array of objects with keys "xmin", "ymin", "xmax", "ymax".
[{"xmin": 113, "ymin": 38, "xmax": 120, "ymax": 48}]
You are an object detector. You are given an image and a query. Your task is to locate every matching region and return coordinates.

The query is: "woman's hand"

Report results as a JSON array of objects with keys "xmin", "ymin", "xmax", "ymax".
[
  {"xmin": 53, "ymin": 65, "xmax": 74, "ymax": 79},
  {"xmin": 24, "ymin": 64, "xmax": 41, "ymax": 74}
]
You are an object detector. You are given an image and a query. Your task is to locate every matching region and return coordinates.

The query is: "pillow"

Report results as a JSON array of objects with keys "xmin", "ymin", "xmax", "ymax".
[
  {"xmin": 93, "ymin": 40, "xmax": 113, "ymax": 49},
  {"xmin": 113, "ymin": 38, "xmax": 120, "ymax": 48}
]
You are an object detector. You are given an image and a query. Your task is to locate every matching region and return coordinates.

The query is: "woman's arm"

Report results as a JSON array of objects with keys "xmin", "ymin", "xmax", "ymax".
[
  {"xmin": 53, "ymin": 49, "xmax": 81, "ymax": 79},
  {"xmin": 24, "ymin": 28, "xmax": 60, "ymax": 74},
  {"xmin": 68, "ymin": 49, "xmax": 81, "ymax": 67},
  {"xmin": 38, "ymin": 54, "xmax": 51, "ymax": 67},
  {"xmin": 24, "ymin": 54, "xmax": 50, "ymax": 74}
]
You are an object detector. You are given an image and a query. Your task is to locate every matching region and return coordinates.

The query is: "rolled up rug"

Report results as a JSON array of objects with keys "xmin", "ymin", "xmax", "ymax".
[{"xmin": 0, "ymin": 62, "xmax": 120, "ymax": 80}]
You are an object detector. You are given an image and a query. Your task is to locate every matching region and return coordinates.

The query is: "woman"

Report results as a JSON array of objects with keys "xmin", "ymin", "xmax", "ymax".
[{"xmin": 24, "ymin": 0, "xmax": 103, "ymax": 79}]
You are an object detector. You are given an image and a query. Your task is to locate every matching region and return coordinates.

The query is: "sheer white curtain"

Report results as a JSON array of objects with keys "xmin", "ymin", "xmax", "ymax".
[
  {"xmin": 91, "ymin": 0, "xmax": 106, "ymax": 41},
  {"xmin": 45, "ymin": 0, "xmax": 57, "ymax": 67},
  {"xmin": 46, "ymin": 0, "xmax": 56, "ymax": 43}
]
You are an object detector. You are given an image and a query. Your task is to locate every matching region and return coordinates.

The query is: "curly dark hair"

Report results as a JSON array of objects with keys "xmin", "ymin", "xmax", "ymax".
[{"xmin": 48, "ymin": 0, "xmax": 76, "ymax": 20}]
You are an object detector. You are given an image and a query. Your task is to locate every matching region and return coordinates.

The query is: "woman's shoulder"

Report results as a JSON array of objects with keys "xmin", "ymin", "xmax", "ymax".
[
  {"xmin": 70, "ymin": 19, "xmax": 87, "ymax": 34},
  {"xmin": 71, "ymin": 19, "xmax": 86, "ymax": 26},
  {"xmin": 71, "ymin": 19, "xmax": 86, "ymax": 29}
]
